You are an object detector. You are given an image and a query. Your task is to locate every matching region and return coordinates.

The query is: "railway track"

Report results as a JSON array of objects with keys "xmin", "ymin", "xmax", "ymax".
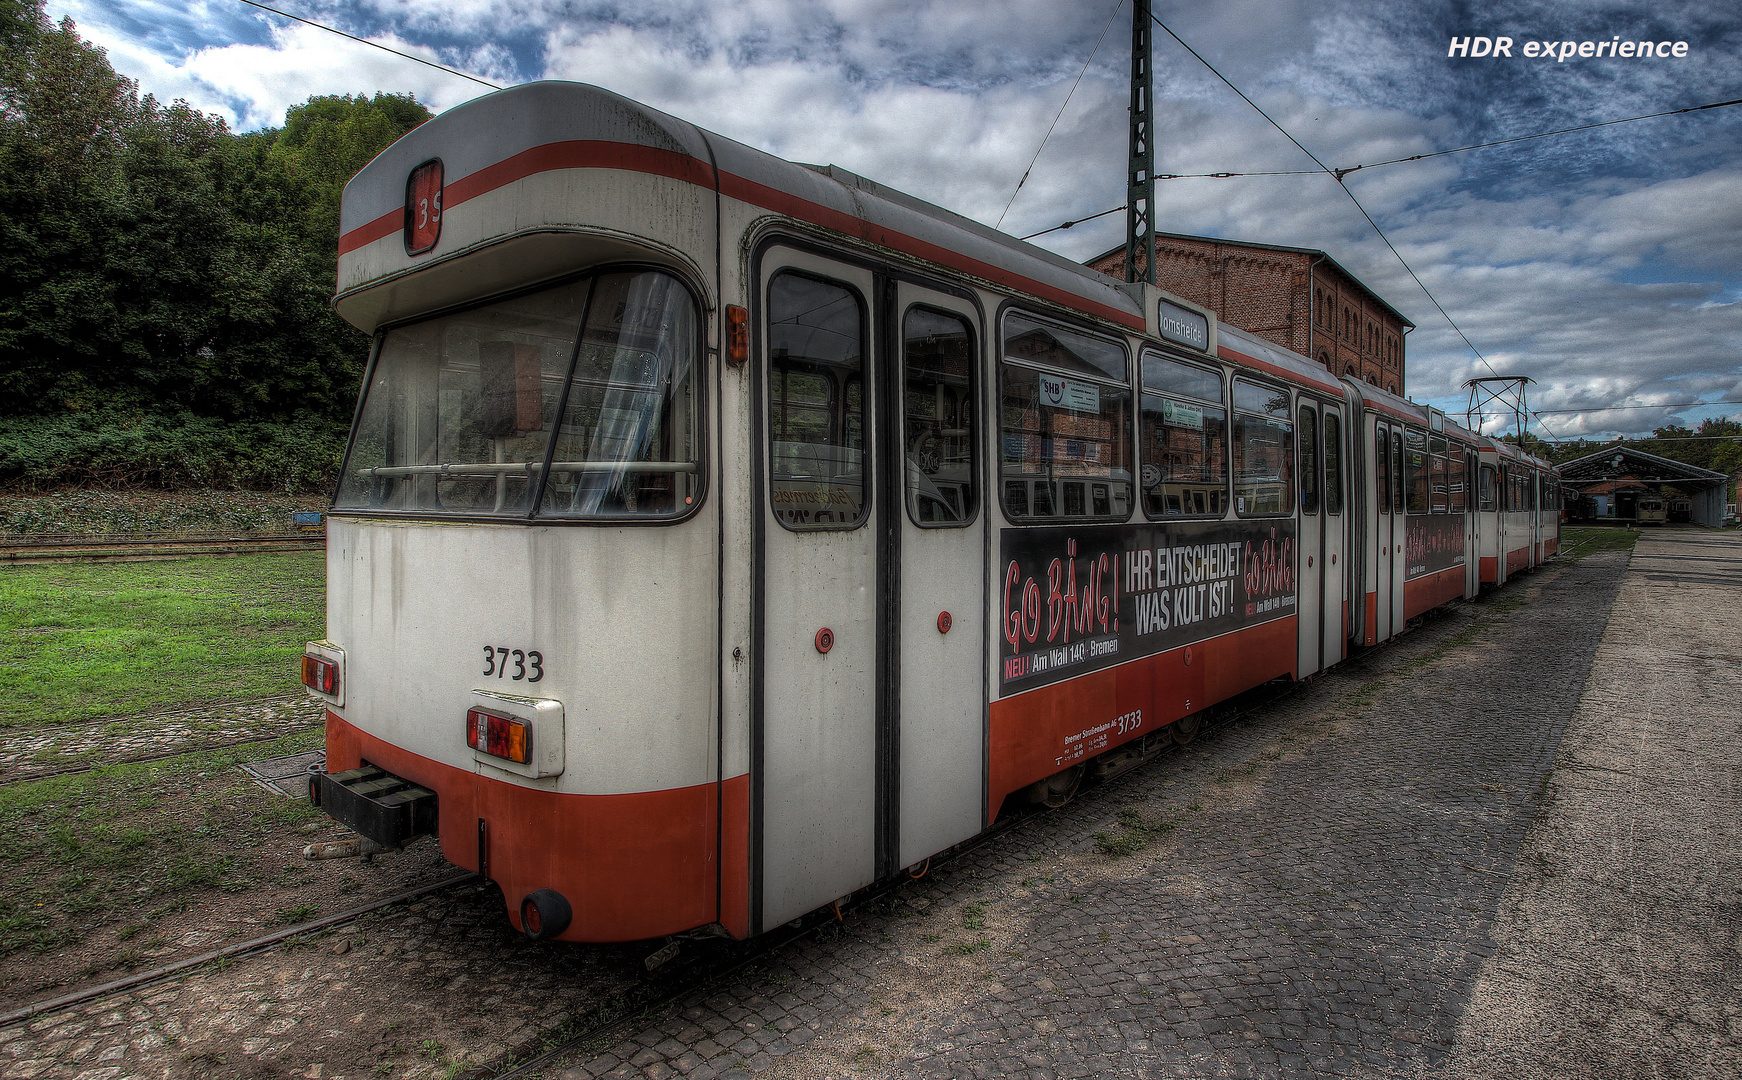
[
  {"xmin": 0, "ymin": 678, "xmax": 1313, "ymax": 1061},
  {"xmin": 0, "ymin": 532, "xmax": 323, "ymax": 564},
  {"xmin": 0, "ymin": 871, "xmax": 478, "ymax": 1030}
]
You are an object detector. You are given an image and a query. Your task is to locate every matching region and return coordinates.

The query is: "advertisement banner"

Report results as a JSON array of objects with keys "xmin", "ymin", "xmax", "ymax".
[
  {"xmin": 998, "ymin": 519, "xmax": 1298, "ymax": 696},
  {"xmin": 1403, "ymin": 513, "xmax": 1466, "ymax": 580}
]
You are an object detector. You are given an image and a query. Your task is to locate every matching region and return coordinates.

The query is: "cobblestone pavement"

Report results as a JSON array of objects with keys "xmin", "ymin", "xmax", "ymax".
[
  {"xmin": 1437, "ymin": 529, "xmax": 1742, "ymax": 1080},
  {"xmin": 0, "ymin": 695, "xmax": 323, "ymax": 784},
  {"xmin": 0, "ymin": 544, "xmax": 1677, "ymax": 1080},
  {"xmin": 524, "ymin": 550, "xmax": 1634, "ymax": 1080}
]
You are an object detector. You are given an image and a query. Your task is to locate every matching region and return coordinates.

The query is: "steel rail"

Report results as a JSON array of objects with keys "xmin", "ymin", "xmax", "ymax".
[
  {"xmin": 0, "ymin": 726, "xmax": 323, "ymax": 789},
  {"xmin": 0, "ymin": 534, "xmax": 324, "ymax": 564},
  {"xmin": 0, "ymin": 872, "xmax": 479, "ymax": 1029}
]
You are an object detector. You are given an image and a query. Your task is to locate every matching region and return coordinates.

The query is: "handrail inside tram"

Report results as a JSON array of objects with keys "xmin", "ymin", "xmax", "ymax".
[{"xmin": 361, "ymin": 460, "xmax": 698, "ymax": 477}]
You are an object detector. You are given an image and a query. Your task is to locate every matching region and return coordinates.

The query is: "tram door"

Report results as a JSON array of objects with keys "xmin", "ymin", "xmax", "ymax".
[
  {"xmin": 1371, "ymin": 418, "xmax": 1394, "ymax": 643},
  {"xmin": 1464, "ymin": 448, "xmax": 1480, "ymax": 597},
  {"xmin": 1296, "ymin": 401, "xmax": 1322, "ymax": 677},
  {"xmin": 756, "ymin": 250, "xmax": 881, "ymax": 930},
  {"xmin": 1319, "ymin": 403, "xmax": 1347, "ymax": 667},
  {"xmin": 891, "ymin": 283, "xmax": 984, "ymax": 869}
]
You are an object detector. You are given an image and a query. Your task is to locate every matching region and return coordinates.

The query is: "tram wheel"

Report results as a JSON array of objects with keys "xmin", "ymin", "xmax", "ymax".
[
  {"xmin": 1171, "ymin": 713, "xmax": 1203, "ymax": 746},
  {"xmin": 1026, "ymin": 764, "xmax": 1086, "ymax": 809}
]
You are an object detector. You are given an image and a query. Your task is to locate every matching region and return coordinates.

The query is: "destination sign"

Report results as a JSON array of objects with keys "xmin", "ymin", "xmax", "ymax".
[{"xmin": 1156, "ymin": 298, "xmax": 1210, "ymax": 352}]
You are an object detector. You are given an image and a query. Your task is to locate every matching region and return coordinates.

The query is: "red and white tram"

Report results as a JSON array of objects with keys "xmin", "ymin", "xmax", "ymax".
[{"xmin": 305, "ymin": 81, "xmax": 1558, "ymax": 944}]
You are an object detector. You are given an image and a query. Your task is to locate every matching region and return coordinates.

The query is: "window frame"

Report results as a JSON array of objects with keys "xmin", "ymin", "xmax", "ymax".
[
  {"xmin": 330, "ymin": 262, "xmax": 709, "ymax": 527},
  {"xmin": 1230, "ymin": 375, "xmax": 1295, "ymax": 518},
  {"xmin": 1138, "ymin": 348, "xmax": 1229, "ymax": 521},
  {"xmin": 765, "ymin": 267, "xmax": 873, "ymax": 533},
  {"xmin": 997, "ymin": 308, "xmax": 1134, "ymax": 525},
  {"xmin": 900, "ymin": 302, "xmax": 980, "ymax": 529},
  {"xmin": 1323, "ymin": 409, "xmax": 1343, "ymax": 516}
]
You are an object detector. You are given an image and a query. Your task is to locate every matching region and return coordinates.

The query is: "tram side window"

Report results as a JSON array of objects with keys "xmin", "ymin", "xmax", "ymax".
[
  {"xmin": 336, "ymin": 273, "xmax": 704, "ymax": 520},
  {"xmin": 1323, "ymin": 412, "xmax": 1342, "ymax": 515},
  {"xmin": 1298, "ymin": 407, "xmax": 1319, "ymax": 515},
  {"xmin": 1392, "ymin": 432, "xmax": 1404, "ymax": 514},
  {"xmin": 1232, "ymin": 378, "xmax": 1293, "ymax": 516},
  {"xmin": 1403, "ymin": 427, "xmax": 1430, "ymax": 514},
  {"xmin": 1448, "ymin": 445, "xmax": 1467, "ymax": 513},
  {"xmin": 765, "ymin": 272, "xmax": 867, "ymax": 529},
  {"xmin": 1139, "ymin": 353, "xmax": 1227, "ymax": 518},
  {"xmin": 1429, "ymin": 435, "xmax": 1449, "ymax": 513},
  {"xmin": 903, "ymin": 307, "xmax": 977, "ymax": 525},
  {"xmin": 1376, "ymin": 428, "xmax": 1390, "ymax": 515},
  {"xmin": 542, "ymin": 272, "xmax": 702, "ymax": 518},
  {"xmin": 1000, "ymin": 313, "xmax": 1132, "ymax": 522},
  {"xmin": 1479, "ymin": 464, "xmax": 1497, "ymax": 512}
]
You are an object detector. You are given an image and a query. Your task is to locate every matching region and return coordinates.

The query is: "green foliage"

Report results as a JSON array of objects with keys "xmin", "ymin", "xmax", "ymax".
[
  {"xmin": 0, "ymin": 4, "xmax": 431, "ymax": 482},
  {"xmin": 0, "ymin": 488, "xmax": 323, "ymax": 535},
  {"xmin": 0, "ymin": 409, "xmax": 346, "ymax": 492}
]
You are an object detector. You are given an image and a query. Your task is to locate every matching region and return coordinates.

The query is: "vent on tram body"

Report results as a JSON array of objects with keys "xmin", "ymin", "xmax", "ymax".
[
  {"xmin": 467, "ymin": 708, "xmax": 531, "ymax": 764},
  {"xmin": 404, "ymin": 159, "xmax": 443, "ymax": 255}
]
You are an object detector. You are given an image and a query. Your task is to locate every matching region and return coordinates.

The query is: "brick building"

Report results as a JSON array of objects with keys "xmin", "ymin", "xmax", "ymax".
[{"xmin": 1089, "ymin": 233, "xmax": 1413, "ymax": 395}]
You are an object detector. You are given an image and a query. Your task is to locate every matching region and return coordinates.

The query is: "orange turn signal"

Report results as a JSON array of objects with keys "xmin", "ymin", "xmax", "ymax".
[
  {"xmin": 725, "ymin": 305, "xmax": 748, "ymax": 365},
  {"xmin": 467, "ymin": 708, "xmax": 531, "ymax": 764}
]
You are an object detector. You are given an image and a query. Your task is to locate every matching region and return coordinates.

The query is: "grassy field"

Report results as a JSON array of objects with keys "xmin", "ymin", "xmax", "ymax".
[
  {"xmin": 0, "ymin": 552, "xmax": 325, "ymax": 727},
  {"xmin": 1558, "ymin": 525, "xmax": 1644, "ymax": 558},
  {"xmin": 0, "ymin": 730, "xmax": 326, "ymax": 958}
]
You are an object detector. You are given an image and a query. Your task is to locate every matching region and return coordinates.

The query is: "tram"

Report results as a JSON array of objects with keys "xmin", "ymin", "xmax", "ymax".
[{"xmin": 303, "ymin": 81, "xmax": 1558, "ymax": 944}]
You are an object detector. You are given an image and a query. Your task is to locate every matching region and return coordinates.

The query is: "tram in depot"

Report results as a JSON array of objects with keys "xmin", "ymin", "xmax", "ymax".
[{"xmin": 303, "ymin": 81, "xmax": 1559, "ymax": 946}]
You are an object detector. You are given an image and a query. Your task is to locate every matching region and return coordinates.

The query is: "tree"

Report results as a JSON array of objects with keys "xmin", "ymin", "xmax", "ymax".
[{"xmin": 0, "ymin": 8, "xmax": 435, "ymax": 489}]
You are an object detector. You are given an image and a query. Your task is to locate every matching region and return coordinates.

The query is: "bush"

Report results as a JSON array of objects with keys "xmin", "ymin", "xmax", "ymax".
[{"xmin": 0, "ymin": 410, "xmax": 348, "ymax": 494}]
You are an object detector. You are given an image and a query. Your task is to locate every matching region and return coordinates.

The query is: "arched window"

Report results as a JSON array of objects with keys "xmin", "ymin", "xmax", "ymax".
[
  {"xmin": 1367, "ymin": 375, "xmax": 1378, "ymax": 386},
  {"xmin": 1387, "ymin": 382, "xmax": 1397, "ymax": 394},
  {"xmin": 1345, "ymin": 362, "xmax": 1357, "ymax": 376}
]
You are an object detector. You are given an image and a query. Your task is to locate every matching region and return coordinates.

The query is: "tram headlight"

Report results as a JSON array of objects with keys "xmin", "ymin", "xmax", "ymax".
[{"xmin": 466, "ymin": 708, "xmax": 532, "ymax": 765}]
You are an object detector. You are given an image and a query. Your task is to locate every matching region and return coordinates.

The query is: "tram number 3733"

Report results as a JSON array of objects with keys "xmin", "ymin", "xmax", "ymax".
[{"xmin": 481, "ymin": 646, "xmax": 545, "ymax": 682}]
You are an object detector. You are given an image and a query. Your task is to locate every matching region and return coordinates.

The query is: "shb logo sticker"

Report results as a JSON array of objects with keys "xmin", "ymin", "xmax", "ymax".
[{"xmin": 1039, "ymin": 374, "xmax": 1066, "ymax": 407}]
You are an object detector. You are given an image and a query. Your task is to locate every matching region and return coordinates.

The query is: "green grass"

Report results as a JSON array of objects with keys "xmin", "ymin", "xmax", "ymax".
[
  {"xmin": 0, "ymin": 730, "xmax": 324, "ymax": 957},
  {"xmin": 1557, "ymin": 526, "xmax": 1641, "ymax": 558},
  {"xmin": 0, "ymin": 552, "xmax": 325, "ymax": 727}
]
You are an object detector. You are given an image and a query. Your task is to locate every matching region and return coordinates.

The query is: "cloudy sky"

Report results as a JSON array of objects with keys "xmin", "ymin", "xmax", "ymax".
[{"xmin": 51, "ymin": 0, "xmax": 1742, "ymax": 440}]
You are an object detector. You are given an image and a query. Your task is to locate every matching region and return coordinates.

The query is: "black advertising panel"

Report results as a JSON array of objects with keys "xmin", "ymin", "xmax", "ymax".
[
  {"xmin": 998, "ymin": 519, "xmax": 1298, "ymax": 695},
  {"xmin": 1404, "ymin": 514, "xmax": 1466, "ymax": 580}
]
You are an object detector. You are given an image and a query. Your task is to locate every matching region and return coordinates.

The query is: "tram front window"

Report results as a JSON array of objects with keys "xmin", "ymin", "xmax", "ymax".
[{"xmin": 336, "ymin": 270, "xmax": 701, "ymax": 519}]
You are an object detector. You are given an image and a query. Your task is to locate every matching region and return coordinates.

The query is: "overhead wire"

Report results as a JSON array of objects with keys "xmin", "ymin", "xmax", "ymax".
[
  {"xmin": 1016, "ymin": 97, "xmax": 1742, "ymax": 239},
  {"xmin": 1331, "ymin": 96, "xmax": 1742, "ymax": 180},
  {"xmin": 995, "ymin": 0, "xmax": 1127, "ymax": 230},
  {"xmin": 231, "ymin": 0, "xmax": 503, "ymax": 90},
  {"xmin": 1146, "ymin": 11, "xmax": 1566, "ymax": 442},
  {"xmin": 1530, "ymin": 399, "xmax": 1742, "ymax": 414}
]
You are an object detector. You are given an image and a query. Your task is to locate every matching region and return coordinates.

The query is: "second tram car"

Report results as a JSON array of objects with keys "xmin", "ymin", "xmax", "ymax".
[{"xmin": 305, "ymin": 81, "xmax": 1559, "ymax": 944}]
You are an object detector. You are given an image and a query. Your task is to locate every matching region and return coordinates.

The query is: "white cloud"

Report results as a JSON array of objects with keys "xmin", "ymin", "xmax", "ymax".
[{"xmin": 46, "ymin": 0, "xmax": 1742, "ymax": 438}]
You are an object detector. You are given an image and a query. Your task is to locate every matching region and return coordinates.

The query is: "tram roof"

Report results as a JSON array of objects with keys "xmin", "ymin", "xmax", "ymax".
[
  {"xmin": 337, "ymin": 81, "xmax": 1146, "ymax": 333},
  {"xmin": 334, "ymin": 81, "xmax": 1446, "ymax": 409}
]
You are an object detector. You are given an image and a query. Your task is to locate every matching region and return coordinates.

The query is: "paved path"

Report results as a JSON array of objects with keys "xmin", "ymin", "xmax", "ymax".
[
  {"xmin": 533, "ymin": 547, "xmax": 1636, "ymax": 1080},
  {"xmin": 1438, "ymin": 528, "xmax": 1742, "ymax": 1079},
  {"xmin": 0, "ymin": 695, "xmax": 323, "ymax": 785}
]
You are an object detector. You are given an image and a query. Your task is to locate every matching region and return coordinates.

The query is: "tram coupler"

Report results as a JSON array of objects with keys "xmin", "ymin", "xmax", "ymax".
[{"xmin": 309, "ymin": 762, "xmax": 437, "ymax": 848}]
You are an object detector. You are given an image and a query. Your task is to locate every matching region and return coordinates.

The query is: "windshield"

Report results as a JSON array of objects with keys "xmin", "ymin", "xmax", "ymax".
[{"xmin": 336, "ymin": 270, "xmax": 701, "ymax": 519}]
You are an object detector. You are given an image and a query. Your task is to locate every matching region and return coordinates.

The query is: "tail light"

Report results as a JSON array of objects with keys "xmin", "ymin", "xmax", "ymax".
[
  {"xmin": 467, "ymin": 708, "xmax": 531, "ymax": 765},
  {"xmin": 302, "ymin": 654, "xmax": 339, "ymax": 696}
]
